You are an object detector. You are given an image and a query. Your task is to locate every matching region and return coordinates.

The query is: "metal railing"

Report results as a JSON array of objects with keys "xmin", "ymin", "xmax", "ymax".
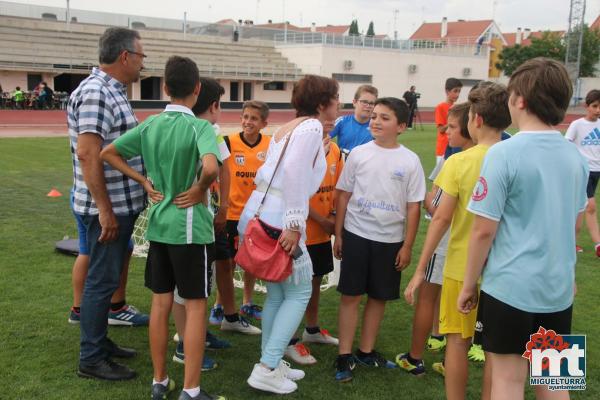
[
  {"xmin": 0, "ymin": 59, "xmax": 302, "ymax": 81},
  {"xmin": 274, "ymin": 32, "xmax": 489, "ymax": 57}
]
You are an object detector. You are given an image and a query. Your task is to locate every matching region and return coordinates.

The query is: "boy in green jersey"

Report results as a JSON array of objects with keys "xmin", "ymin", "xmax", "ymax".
[{"xmin": 101, "ymin": 56, "xmax": 224, "ymax": 400}]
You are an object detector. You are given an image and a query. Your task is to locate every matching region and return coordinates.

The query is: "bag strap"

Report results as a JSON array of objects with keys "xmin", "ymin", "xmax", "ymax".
[{"xmin": 256, "ymin": 117, "xmax": 309, "ymax": 217}]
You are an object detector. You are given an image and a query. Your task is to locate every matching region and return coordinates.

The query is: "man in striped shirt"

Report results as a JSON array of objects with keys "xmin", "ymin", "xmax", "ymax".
[{"xmin": 69, "ymin": 27, "xmax": 146, "ymax": 381}]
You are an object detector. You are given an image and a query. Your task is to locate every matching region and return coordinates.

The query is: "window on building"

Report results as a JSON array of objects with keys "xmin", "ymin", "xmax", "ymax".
[
  {"xmin": 230, "ymin": 82, "xmax": 239, "ymax": 101},
  {"xmin": 27, "ymin": 74, "xmax": 42, "ymax": 91},
  {"xmin": 263, "ymin": 81, "xmax": 285, "ymax": 90},
  {"xmin": 331, "ymin": 73, "xmax": 372, "ymax": 83},
  {"xmin": 243, "ymin": 82, "xmax": 252, "ymax": 101}
]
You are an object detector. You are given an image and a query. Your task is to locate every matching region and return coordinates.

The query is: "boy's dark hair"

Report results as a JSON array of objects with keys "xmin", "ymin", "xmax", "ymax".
[
  {"xmin": 164, "ymin": 56, "xmax": 199, "ymax": 99},
  {"xmin": 242, "ymin": 100, "xmax": 270, "ymax": 121},
  {"xmin": 98, "ymin": 27, "xmax": 141, "ymax": 64},
  {"xmin": 445, "ymin": 77, "xmax": 463, "ymax": 92},
  {"xmin": 354, "ymin": 84, "xmax": 378, "ymax": 100},
  {"xmin": 448, "ymin": 102, "xmax": 472, "ymax": 139},
  {"xmin": 291, "ymin": 75, "xmax": 339, "ymax": 117},
  {"xmin": 375, "ymin": 97, "xmax": 409, "ymax": 124},
  {"xmin": 585, "ymin": 89, "xmax": 600, "ymax": 106},
  {"xmin": 468, "ymin": 82, "xmax": 512, "ymax": 131},
  {"xmin": 15, "ymin": 86, "xmax": 20, "ymax": 90},
  {"xmin": 507, "ymin": 57, "xmax": 572, "ymax": 126},
  {"xmin": 192, "ymin": 77, "xmax": 224, "ymax": 116}
]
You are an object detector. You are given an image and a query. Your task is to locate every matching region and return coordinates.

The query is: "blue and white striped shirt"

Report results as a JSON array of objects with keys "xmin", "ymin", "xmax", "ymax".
[{"xmin": 68, "ymin": 67, "xmax": 145, "ymax": 216}]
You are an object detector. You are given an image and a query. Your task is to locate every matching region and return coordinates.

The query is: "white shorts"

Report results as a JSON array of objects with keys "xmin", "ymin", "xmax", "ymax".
[{"xmin": 424, "ymin": 252, "xmax": 445, "ymax": 285}]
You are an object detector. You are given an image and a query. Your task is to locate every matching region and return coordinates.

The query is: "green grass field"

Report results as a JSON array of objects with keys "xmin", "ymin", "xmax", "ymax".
[{"xmin": 0, "ymin": 126, "xmax": 597, "ymax": 399}]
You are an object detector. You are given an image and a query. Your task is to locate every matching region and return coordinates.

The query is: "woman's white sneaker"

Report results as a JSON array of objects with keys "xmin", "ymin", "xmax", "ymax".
[
  {"xmin": 279, "ymin": 360, "xmax": 305, "ymax": 381},
  {"xmin": 247, "ymin": 363, "xmax": 297, "ymax": 394}
]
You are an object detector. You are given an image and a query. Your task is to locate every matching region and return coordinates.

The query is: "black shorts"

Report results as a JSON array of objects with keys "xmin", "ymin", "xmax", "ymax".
[
  {"xmin": 214, "ymin": 229, "xmax": 232, "ymax": 261},
  {"xmin": 337, "ymin": 229, "xmax": 403, "ymax": 300},
  {"xmin": 224, "ymin": 220, "xmax": 240, "ymax": 258},
  {"xmin": 587, "ymin": 171, "xmax": 600, "ymax": 198},
  {"xmin": 307, "ymin": 241, "xmax": 334, "ymax": 277},
  {"xmin": 474, "ymin": 291, "xmax": 572, "ymax": 355},
  {"xmin": 145, "ymin": 241, "xmax": 215, "ymax": 299}
]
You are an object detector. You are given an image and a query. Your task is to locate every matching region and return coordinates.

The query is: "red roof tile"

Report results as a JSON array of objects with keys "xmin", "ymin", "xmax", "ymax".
[
  {"xmin": 591, "ymin": 15, "xmax": 600, "ymax": 31},
  {"xmin": 410, "ymin": 19, "xmax": 493, "ymax": 41},
  {"xmin": 503, "ymin": 30, "xmax": 564, "ymax": 47},
  {"xmin": 254, "ymin": 22, "xmax": 348, "ymax": 35}
]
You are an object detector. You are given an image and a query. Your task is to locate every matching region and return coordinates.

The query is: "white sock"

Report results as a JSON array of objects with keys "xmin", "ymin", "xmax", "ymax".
[
  {"xmin": 183, "ymin": 387, "xmax": 200, "ymax": 398},
  {"xmin": 152, "ymin": 376, "xmax": 169, "ymax": 387}
]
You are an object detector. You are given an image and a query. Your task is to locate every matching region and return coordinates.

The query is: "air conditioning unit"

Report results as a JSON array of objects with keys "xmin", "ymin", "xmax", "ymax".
[
  {"xmin": 408, "ymin": 64, "xmax": 418, "ymax": 74},
  {"xmin": 343, "ymin": 60, "xmax": 354, "ymax": 71},
  {"xmin": 462, "ymin": 67, "xmax": 472, "ymax": 77}
]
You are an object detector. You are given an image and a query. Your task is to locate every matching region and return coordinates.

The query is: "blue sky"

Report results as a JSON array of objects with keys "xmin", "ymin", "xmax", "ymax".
[{"xmin": 7, "ymin": 0, "xmax": 600, "ymax": 38}]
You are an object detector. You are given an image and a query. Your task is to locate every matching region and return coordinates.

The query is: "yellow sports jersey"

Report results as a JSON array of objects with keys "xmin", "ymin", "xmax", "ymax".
[
  {"xmin": 306, "ymin": 143, "xmax": 344, "ymax": 245},
  {"xmin": 225, "ymin": 132, "xmax": 270, "ymax": 221},
  {"xmin": 434, "ymin": 145, "xmax": 490, "ymax": 281}
]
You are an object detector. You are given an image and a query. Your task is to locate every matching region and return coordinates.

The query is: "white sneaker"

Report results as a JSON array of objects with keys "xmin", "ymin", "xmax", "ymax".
[
  {"xmin": 247, "ymin": 363, "xmax": 298, "ymax": 394},
  {"xmin": 279, "ymin": 360, "xmax": 305, "ymax": 381},
  {"xmin": 284, "ymin": 343, "xmax": 317, "ymax": 365},
  {"xmin": 302, "ymin": 328, "xmax": 339, "ymax": 345},
  {"xmin": 221, "ymin": 316, "xmax": 261, "ymax": 335}
]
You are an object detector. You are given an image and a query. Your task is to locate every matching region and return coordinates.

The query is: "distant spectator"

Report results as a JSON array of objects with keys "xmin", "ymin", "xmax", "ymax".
[
  {"xmin": 12, "ymin": 86, "xmax": 25, "ymax": 109},
  {"xmin": 403, "ymin": 86, "xmax": 418, "ymax": 129},
  {"xmin": 38, "ymin": 82, "xmax": 54, "ymax": 109}
]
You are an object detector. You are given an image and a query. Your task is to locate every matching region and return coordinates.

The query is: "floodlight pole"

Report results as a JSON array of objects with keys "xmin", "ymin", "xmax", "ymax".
[
  {"xmin": 183, "ymin": 11, "xmax": 187, "ymax": 40},
  {"xmin": 66, "ymin": 0, "xmax": 70, "ymax": 30},
  {"xmin": 394, "ymin": 9, "xmax": 399, "ymax": 41},
  {"xmin": 565, "ymin": 0, "xmax": 586, "ymax": 105}
]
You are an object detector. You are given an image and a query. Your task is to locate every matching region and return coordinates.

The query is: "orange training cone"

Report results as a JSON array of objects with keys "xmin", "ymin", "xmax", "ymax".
[{"xmin": 47, "ymin": 188, "xmax": 63, "ymax": 197}]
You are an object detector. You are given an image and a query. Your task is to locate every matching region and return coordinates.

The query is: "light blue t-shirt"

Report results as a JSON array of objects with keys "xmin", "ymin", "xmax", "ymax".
[
  {"xmin": 329, "ymin": 114, "xmax": 372, "ymax": 152},
  {"xmin": 467, "ymin": 131, "xmax": 588, "ymax": 313}
]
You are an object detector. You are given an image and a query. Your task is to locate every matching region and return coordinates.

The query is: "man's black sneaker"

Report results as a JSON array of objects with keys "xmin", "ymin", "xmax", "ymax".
[
  {"xmin": 334, "ymin": 354, "xmax": 356, "ymax": 382},
  {"xmin": 77, "ymin": 358, "xmax": 137, "ymax": 381},
  {"xmin": 108, "ymin": 344, "xmax": 137, "ymax": 359},
  {"xmin": 354, "ymin": 350, "xmax": 398, "ymax": 368}
]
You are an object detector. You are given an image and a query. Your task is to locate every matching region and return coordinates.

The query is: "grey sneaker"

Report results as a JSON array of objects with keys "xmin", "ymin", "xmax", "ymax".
[
  {"xmin": 152, "ymin": 378, "xmax": 176, "ymax": 400},
  {"xmin": 177, "ymin": 389, "xmax": 226, "ymax": 400}
]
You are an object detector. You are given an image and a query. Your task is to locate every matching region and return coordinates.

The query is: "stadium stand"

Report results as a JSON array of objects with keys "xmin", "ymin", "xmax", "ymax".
[{"xmin": 0, "ymin": 15, "xmax": 303, "ymax": 82}]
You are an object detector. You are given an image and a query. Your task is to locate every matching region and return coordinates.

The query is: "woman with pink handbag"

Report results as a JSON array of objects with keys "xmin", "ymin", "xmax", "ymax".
[{"xmin": 237, "ymin": 75, "xmax": 339, "ymax": 394}]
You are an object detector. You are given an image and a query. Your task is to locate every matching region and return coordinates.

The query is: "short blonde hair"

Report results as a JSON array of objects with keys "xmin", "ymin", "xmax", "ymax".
[
  {"xmin": 242, "ymin": 100, "xmax": 270, "ymax": 121},
  {"xmin": 354, "ymin": 85, "xmax": 378, "ymax": 100}
]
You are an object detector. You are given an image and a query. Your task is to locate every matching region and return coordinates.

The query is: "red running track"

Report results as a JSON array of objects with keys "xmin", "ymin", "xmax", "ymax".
[
  {"xmin": 0, "ymin": 109, "xmax": 433, "ymax": 126},
  {"xmin": 0, "ymin": 109, "xmax": 582, "ymax": 127}
]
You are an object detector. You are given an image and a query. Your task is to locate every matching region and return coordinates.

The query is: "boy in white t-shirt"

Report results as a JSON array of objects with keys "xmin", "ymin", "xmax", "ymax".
[
  {"xmin": 565, "ymin": 89, "xmax": 600, "ymax": 256},
  {"xmin": 333, "ymin": 97, "xmax": 426, "ymax": 382}
]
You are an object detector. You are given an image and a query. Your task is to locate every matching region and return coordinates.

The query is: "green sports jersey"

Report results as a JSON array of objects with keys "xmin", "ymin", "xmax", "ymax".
[{"xmin": 114, "ymin": 104, "xmax": 221, "ymax": 245}]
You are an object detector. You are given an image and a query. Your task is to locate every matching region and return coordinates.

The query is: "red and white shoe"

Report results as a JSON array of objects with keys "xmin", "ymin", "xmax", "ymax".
[
  {"xmin": 302, "ymin": 328, "xmax": 339, "ymax": 345},
  {"xmin": 284, "ymin": 343, "xmax": 317, "ymax": 365}
]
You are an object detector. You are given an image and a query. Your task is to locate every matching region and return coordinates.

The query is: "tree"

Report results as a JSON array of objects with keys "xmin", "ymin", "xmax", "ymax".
[
  {"xmin": 496, "ymin": 31, "xmax": 564, "ymax": 76},
  {"xmin": 579, "ymin": 25, "xmax": 600, "ymax": 77},
  {"xmin": 496, "ymin": 27, "xmax": 600, "ymax": 77},
  {"xmin": 366, "ymin": 21, "xmax": 375, "ymax": 37},
  {"xmin": 349, "ymin": 19, "xmax": 359, "ymax": 36}
]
